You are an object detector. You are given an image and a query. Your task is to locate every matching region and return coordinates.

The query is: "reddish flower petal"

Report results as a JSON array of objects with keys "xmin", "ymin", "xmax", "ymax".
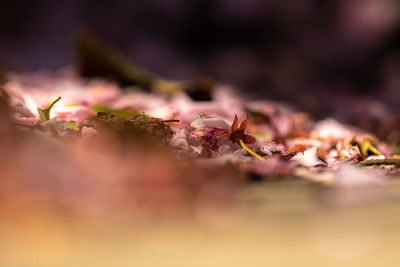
[
  {"xmin": 231, "ymin": 114, "xmax": 239, "ymax": 132},
  {"xmin": 239, "ymin": 114, "xmax": 249, "ymax": 131},
  {"xmin": 243, "ymin": 134, "xmax": 256, "ymax": 144}
]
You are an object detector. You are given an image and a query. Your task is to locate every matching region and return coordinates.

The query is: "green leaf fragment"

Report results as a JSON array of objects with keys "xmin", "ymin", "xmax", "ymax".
[
  {"xmin": 92, "ymin": 104, "xmax": 144, "ymax": 119},
  {"xmin": 66, "ymin": 121, "xmax": 80, "ymax": 131},
  {"xmin": 360, "ymin": 138, "xmax": 381, "ymax": 157},
  {"xmin": 37, "ymin": 96, "xmax": 61, "ymax": 122}
]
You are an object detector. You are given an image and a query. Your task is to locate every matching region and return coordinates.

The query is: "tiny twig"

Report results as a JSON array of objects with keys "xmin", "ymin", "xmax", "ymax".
[{"xmin": 359, "ymin": 158, "xmax": 400, "ymax": 166}]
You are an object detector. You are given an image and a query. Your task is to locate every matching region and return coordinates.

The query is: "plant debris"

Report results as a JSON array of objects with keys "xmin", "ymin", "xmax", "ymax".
[{"xmin": 1, "ymin": 71, "xmax": 398, "ymax": 190}]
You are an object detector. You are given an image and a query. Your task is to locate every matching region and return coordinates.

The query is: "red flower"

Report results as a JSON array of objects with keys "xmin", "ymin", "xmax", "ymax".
[{"xmin": 216, "ymin": 114, "xmax": 256, "ymax": 145}]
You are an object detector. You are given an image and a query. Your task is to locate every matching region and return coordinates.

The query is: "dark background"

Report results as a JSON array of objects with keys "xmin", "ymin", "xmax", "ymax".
[{"xmin": 1, "ymin": 0, "xmax": 400, "ymax": 114}]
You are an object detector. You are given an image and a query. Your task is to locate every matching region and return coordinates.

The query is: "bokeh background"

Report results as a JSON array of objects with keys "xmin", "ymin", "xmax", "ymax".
[{"xmin": 1, "ymin": 0, "xmax": 400, "ymax": 129}]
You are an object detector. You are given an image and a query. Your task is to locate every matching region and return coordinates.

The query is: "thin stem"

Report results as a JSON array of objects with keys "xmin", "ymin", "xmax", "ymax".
[
  {"xmin": 359, "ymin": 158, "xmax": 400, "ymax": 166},
  {"xmin": 38, "ymin": 96, "xmax": 62, "ymax": 121},
  {"xmin": 240, "ymin": 139, "xmax": 265, "ymax": 161},
  {"xmin": 162, "ymin": 119, "xmax": 180, "ymax": 123},
  {"xmin": 47, "ymin": 96, "xmax": 62, "ymax": 111}
]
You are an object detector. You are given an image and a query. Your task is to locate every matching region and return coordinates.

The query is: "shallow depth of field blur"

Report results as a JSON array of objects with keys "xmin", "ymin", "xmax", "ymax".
[{"xmin": 1, "ymin": 0, "xmax": 400, "ymax": 266}]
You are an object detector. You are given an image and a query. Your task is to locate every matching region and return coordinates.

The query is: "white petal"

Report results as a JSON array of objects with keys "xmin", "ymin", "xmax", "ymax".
[
  {"xmin": 291, "ymin": 147, "xmax": 325, "ymax": 167},
  {"xmin": 190, "ymin": 117, "xmax": 231, "ymax": 130}
]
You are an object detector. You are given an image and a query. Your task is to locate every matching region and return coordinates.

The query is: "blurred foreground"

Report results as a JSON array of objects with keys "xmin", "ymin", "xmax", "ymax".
[{"xmin": 2, "ymin": 179, "xmax": 400, "ymax": 267}]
